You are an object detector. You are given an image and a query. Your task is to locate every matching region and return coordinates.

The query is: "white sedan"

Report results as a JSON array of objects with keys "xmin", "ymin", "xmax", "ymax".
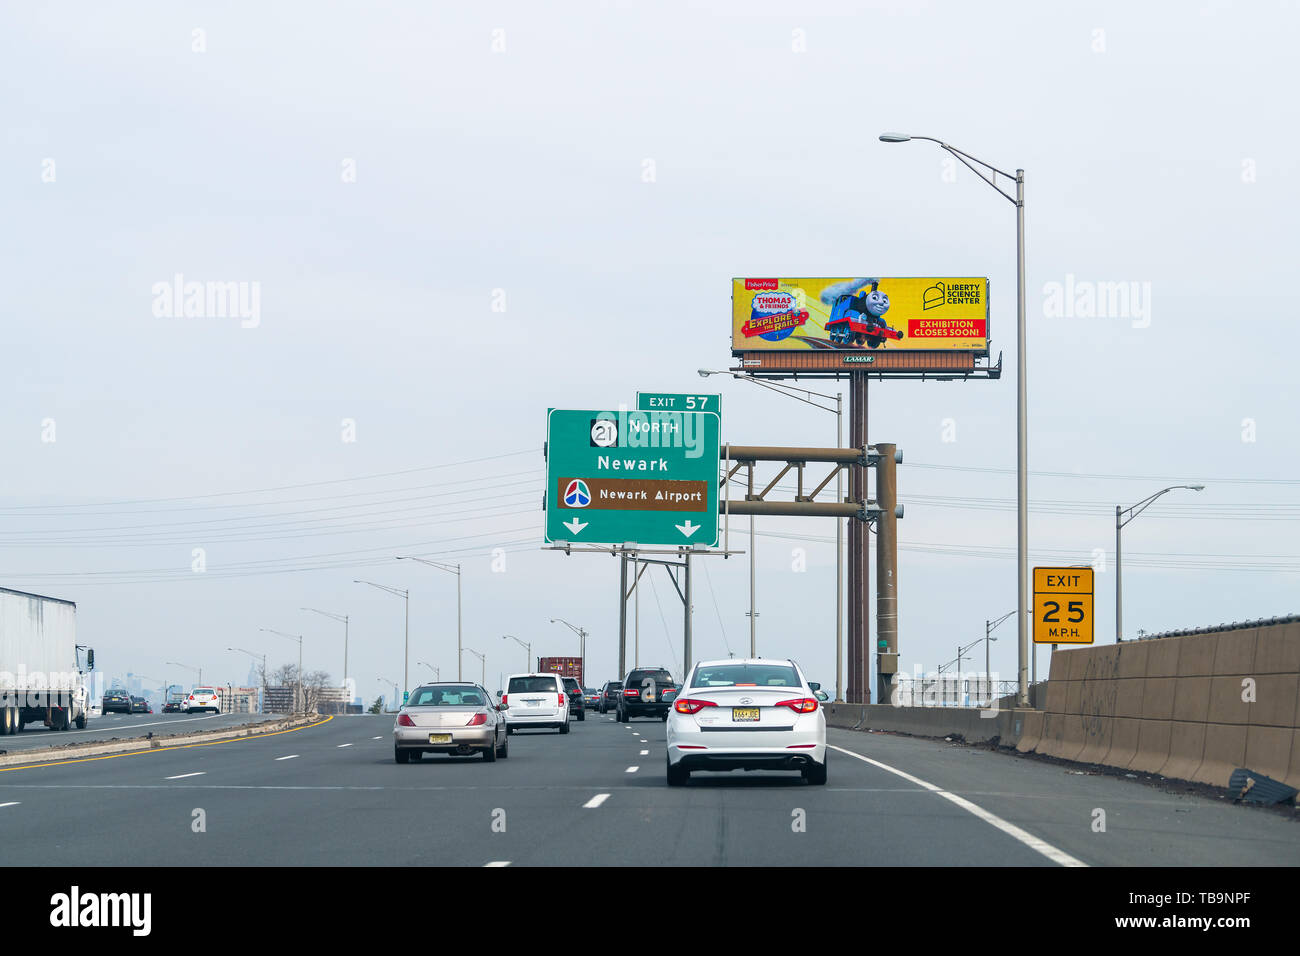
[{"xmin": 666, "ymin": 658, "xmax": 827, "ymax": 786}]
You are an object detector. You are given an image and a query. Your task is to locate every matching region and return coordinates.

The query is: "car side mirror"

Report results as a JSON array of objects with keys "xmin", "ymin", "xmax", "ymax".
[
  {"xmin": 495, "ymin": 690, "xmax": 502, "ymax": 698},
  {"xmin": 814, "ymin": 690, "xmax": 829, "ymax": 702},
  {"xmin": 808, "ymin": 682, "xmax": 820, "ymax": 691},
  {"xmin": 87, "ymin": 649, "xmax": 95, "ymax": 670}
]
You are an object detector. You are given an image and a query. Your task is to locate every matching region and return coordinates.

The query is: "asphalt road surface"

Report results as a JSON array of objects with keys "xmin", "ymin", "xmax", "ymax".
[
  {"xmin": 0, "ymin": 712, "xmax": 1296, "ymax": 866},
  {"xmin": 1, "ymin": 711, "xmax": 280, "ymax": 753}
]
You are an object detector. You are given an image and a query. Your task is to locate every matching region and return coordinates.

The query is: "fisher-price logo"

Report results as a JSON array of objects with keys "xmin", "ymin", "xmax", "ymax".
[{"xmin": 742, "ymin": 290, "xmax": 808, "ymax": 342}]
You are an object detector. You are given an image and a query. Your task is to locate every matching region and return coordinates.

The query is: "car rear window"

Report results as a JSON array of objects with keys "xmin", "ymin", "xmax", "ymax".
[
  {"xmin": 408, "ymin": 685, "xmax": 485, "ymax": 707},
  {"xmin": 563, "ymin": 678, "xmax": 580, "ymax": 691},
  {"xmin": 193, "ymin": 688, "xmax": 215, "ymax": 695},
  {"xmin": 627, "ymin": 670, "xmax": 674, "ymax": 686},
  {"xmin": 690, "ymin": 664, "xmax": 800, "ymax": 688},
  {"xmin": 508, "ymin": 676, "xmax": 560, "ymax": 694}
]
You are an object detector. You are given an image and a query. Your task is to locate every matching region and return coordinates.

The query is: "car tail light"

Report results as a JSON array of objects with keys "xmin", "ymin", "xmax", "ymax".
[
  {"xmin": 466, "ymin": 713, "xmax": 487, "ymax": 726},
  {"xmin": 624, "ymin": 688, "xmax": 639, "ymax": 697},
  {"xmin": 396, "ymin": 714, "xmax": 415, "ymax": 726},
  {"xmin": 674, "ymin": 698, "xmax": 717, "ymax": 715},
  {"xmin": 777, "ymin": 697, "xmax": 819, "ymax": 714},
  {"xmin": 189, "ymin": 695, "xmax": 195, "ymax": 700},
  {"xmin": 558, "ymin": 693, "xmax": 566, "ymax": 706},
  {"xmin": 500, "ymin": 695, "xmax": 507, "ymax": 706}
]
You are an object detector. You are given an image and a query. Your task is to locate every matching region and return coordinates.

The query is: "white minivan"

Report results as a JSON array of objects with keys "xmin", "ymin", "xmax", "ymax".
[{"xmin": 501, "ymin": 673, "xmax": 569, "ymax": 734}]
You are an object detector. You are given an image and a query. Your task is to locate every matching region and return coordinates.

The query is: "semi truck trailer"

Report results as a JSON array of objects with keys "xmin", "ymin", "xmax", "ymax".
[{"xmin": 0, "ymin": 587, "xmax": 94, "ymax": 734}]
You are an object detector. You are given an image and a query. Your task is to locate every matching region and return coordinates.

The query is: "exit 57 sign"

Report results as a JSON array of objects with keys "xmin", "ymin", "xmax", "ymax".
[
  {"xmin": 1032, "ymin": 567, "xmax": 1094, "ymax": 644},
  {"xmin": 545, "ymin": 408, "xmax": 720, "ymax": 548}
]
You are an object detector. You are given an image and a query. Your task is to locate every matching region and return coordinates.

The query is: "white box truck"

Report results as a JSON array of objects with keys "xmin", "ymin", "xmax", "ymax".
[{"xmin": 0, "ymin": 587, "xmax": 94, "ymax": 734}]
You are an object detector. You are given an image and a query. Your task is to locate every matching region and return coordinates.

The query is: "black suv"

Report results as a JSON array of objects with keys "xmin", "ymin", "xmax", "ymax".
[
  {"xmin": 102, "ymin": 689, "xmax": 132, "ymax": 714},
  {"xmin": 616, "ymin": 667, "xmax": 678, "ymax": 722},
  {"xmin": 561, "ymin": 677, "xmax": 585, "ymax": 721},
  {"xmin": 599, "ymin": 681, "xmax": 622, "ymax": 713}
]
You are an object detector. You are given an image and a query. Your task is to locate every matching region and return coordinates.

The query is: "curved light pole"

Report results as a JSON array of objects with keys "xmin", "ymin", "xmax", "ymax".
[
  {"xmin": 550, "ymin": 618, "xmax": 588, "ymax": 686},
  {"xmin": 880, "ymin": 132, "xmax": 1027, "ymax": 705},
  {"xmin": 356, "ymin": 580, "xmax": 410, "ymax": 699},
  {"xmin": 984, "ymin": 610, "xmax": 1015, "ymax": 705},
  {"xmin": 417, "ymin": 660, "xmax": 441, "ymax": 681},
  {"xmin": 228, "ymin": 646, "xmax": 267, "ymax": 713},
  {"xmin": 1116, "ymin": 485, "xmax": 1204, "ymax": 642},
  {"xmin": 462, "ymin": 648, "xmax": 486, "ymax": 686},
  {"xmin": 502, "ymin": 634, "xmax": 530, "ymax": 671},
  {"xmin": 396, "ymin": 557, "xmax": 462, "ymax": 680},
  {"xmin": 378, "ymin": 678, "xmax": 399, "ymax": 712},
  {"xmin": 301, "ymin": 608, "xmax": 349, "ymax": 689},
  {"xmin": 700, "ymin": 368, "xmax": 843, "ymax": 697},
  {"xmin": 260, "ymin": 628, "xmax": 304, "ymax": 713}
]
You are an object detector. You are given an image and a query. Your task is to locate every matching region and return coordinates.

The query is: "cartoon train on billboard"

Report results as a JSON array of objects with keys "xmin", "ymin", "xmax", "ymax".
[{"xmin": 823, "ymin": 280, "xmax": 905, "ymax": 348}]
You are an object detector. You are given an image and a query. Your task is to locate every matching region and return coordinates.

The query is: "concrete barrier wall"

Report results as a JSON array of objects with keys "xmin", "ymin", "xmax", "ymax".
[
  {"xmin": 1019, "ymin": 620, "xmax": 1300, "ymax": 788},
  {"xmin": 823, "ymin": 701, "xmax": 1036, "ymax": 747}
]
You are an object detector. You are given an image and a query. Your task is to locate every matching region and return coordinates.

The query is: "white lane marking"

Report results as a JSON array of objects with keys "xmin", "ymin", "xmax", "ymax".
[
  {"xmin": 639, "ymin": 739, "xmax": 647, "ymax": 743},
  {"xmin": 164, "ymin": 772, "xmax": 206, "ymax": 780},
  {"xmin": 583, "ymin": 793, "xmax": 611, "ymax": 808},
  {"xmin": 337, "ymin": 743, "xmax": 353, "ymax": 748},
  {"xmin": 828, "ymin": 744, "xmax": 1088, "ymax": 867},
  {"xmin": 372, "ymin": 736, "xmax": 382, "ymax": 740},
  {"xmin": 275, "ymin": 755, "xmax": 299, "ymax": 761},
  {"xmin": 625, "ymin": 766, "xmax": 639, "ymax": 773},
  {"xmin": 639, "ymin": 750, "xmax": 649, "ymax": 755},
  {"xmin": 484, "ymin": 861, "xmax": 511, "ymax": 867},
  {"xmin": 0, "ymin": 801, "xmax": 20, "ymax": 808}
]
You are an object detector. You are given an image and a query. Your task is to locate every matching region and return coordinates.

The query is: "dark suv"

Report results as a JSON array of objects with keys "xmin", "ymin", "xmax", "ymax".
[
  {"xmin": 102, "ymin": 689, "xmax": 132, "ymax": 714},
  {"xmin": 599, "ymin": 681, "xmax": 622, "ymax": 714},
  {"xmin": 616, "ymin": 667, "xmax": 678, "ymax": 722},
  {"xmin": 561, "ymin": 677, "xmax": 586, "ymax": 721}
]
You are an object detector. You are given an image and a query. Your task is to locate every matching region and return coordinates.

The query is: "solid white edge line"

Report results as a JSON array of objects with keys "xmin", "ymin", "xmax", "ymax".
[
  {"xmin": 337, "ymin": 743, "xmax": 353, "ymax": 748},
  {"xmin": 164, "ymin": 772, "xmax": 206, "ymax": 780},
  {"xmin": 583, "ymin": 793, "xmax": 611, "ymax": 808},
  {"xmin": 484, "ymin": 861, "xmax": 511, "ymax": 867},
  {"xmin": 0, "ymin": 801, "xmax": 20, "ymax": 808},
  {"xmin": 827, "ymin": 744, "xmax": 1088, "ymax": 868},
  {"xmin": 274, "ymin": 755, "xmax": 299, "ymax": 761}
]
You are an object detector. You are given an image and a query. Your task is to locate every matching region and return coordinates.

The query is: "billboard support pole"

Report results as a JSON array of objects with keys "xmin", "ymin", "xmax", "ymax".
[
  {"xmin": 683, "ymin": 552, "xmax": 693, "ymax": 679},
  {"xmin": 875, "ymin": 443, "xmax": 898, "ymax": 705},
  {"xmin": 618, "ymin": 555, "xmax": 628, "ymax": 680},
  {"xmin": 847, "ymin": 373, "xmax": 871, "ymax": 704}
]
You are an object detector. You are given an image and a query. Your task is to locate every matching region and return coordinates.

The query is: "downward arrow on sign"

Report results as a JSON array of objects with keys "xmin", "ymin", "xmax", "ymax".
[
  {"xmin": 676, "ymin": 520, "xmax": 699, "ymax": 538},
  {"xmin": 563, "ymin": 519, "xmax": 588, "ymax": 535}
]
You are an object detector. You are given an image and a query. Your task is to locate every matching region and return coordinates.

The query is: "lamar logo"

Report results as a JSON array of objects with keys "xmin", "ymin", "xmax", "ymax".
[{"xmin": 50, "ymin": 886, "xmax": 151, "ymax": 936}]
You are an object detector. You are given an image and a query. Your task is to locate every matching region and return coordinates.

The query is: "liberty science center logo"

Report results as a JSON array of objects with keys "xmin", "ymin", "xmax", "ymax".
[{"xmin": 563, "ymin": 479, "xmax": 591, "ymax": 508}]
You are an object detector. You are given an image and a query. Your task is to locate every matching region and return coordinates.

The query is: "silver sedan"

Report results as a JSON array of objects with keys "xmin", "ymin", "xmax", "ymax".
[{"xmin": 393, "ymin": 682, "xmax": 508, "ymax": 763}]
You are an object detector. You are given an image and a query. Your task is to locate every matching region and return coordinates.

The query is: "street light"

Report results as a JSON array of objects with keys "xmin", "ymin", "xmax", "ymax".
[
  {"xmin": 984, "ymin": 610, "xmax": 1016, "ymax": 706},
  {"xmin": 550, "ymin": 618, "xmax": 587, "ymax": 685},
  {"xmin": 462, "ymin": 647, "xmax": 486, "ymax": 686},
  {"xmin": 259, "ymin": 628, "xmax": 304, "ymax": 713},
  {"xmin": 699, "ymin": 367, "xmax": 843, "ymax": 696},
  {"xmin": 1116, "ymin": 485, "xmax": 1204, "ymax": 642},
  {"xmin": 228, "ymin": 647, "xmax": 267, "ymax": 713},
  {"xmin": 301, "ymin": 608, "xmax": 349, "ymax": 689},
  {"xmin": 396, "ymin": 557, "xmax": 462, "ymax": 680},
  {"xmin": 879, "ymin": 132, "xmax": 1028, "ymax": 706},
  {"xmin": 356, "ymin": 580, "xmax": 410, "ymax": 698},
  {"xmin": 502, "ymin": 634, "xmax": 530, "ymax": 671},
  {"xmin": 167, "ymin": 661, "xmax": 201, "ymax": 686},
  {"xmin": 378, "ymin": 677, "xmax": 399, "ymax": 712},
  {"xmin": 417, "ymin": 660, "xmax": 441, "ymax": 681}
]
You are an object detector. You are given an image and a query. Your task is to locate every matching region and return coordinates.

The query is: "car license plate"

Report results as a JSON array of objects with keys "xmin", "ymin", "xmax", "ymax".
[
  {"xmin": 428, "ymin": 734, "xmax": 451, "ymax": 744},
  {"xmin": 732, "ymin": 707, "xmax": 760, "ymax": 722},
  {"xmin": 526, "ymin": 699, "xmax": 540, "ymax": 706}
]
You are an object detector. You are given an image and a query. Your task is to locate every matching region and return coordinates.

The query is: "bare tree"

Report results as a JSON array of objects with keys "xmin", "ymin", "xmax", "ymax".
[{"xmin": 300, "ymin": 670, "xmax": 332, "ymax": 713}]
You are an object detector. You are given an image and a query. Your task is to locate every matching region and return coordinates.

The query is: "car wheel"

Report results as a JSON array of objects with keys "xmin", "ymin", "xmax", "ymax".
[
  {"xmin": 661, "ymin": 712, "xmax": 668, "ymax": 721},
  {"xmin": 802, "ymin": 756, "xmax": 828, "ymax": 786},
  {"xmin": 559, "ymin": 721, "xmax": 570, "ymax": 735},
  {"xmin": 666, "ymin": 756, "xmax": 689, "ymax": 787},
  {"xmin": 619, "ymin": 708, "xmax": 629, "ymax": 723},
  {"xmin": 394, "ymin": 747, "xmax": 409, "ymax": 764},
  {"xmin": 76, "ymin": 712, "xmax": 87, "ymax": 730},
  {"xmin": 496, "ymin": 733, "xmax": 509, "ymax": 758},
  {"xmin": 482, "ymin": 742, "xmax": 497, "ymax": 762},
  {"xmin": 577, "ymin": 709, "xmax": 585, "ymax": 722}
]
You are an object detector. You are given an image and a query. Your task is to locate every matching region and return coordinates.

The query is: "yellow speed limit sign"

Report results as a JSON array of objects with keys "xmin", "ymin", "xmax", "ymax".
[{"xmin": 1033, "ymin": 567, "xmax": 1094, "ymax": 644}]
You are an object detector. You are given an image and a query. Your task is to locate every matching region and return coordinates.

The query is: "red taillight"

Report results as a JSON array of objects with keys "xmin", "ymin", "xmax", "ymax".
[
  {"xmin": 396, "ymin": 714, "xmax": 415, "ymax": 726},
  {"xmin": 624, "ymin": 688, "xmax": 638, "ymax": 697},
  {"xmin": 558, "ymin": 693, "xmax": 566, "ymax": 706},
  {"xmin": 777, "ymin": 697, "xmax": 819, "ymax": 714},
  {"xmin": 188, "ymin": 695, "xmax": 194, "ymax": 700},
  {"xmin": 674, "ymin": 698, "xmax": 717, "ymax": 715},
  {"xmin": 500, "ymin": 695, "xmax": 507, "ymax": 706},
  {"xmin": 466, "ymin": 713, "xmax": 487, "ymax": 726}
]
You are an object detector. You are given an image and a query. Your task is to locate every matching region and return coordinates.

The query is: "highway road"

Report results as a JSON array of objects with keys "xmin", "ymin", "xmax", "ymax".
[
  {"xmin": 1, "ymin": 712, "xmax": 1296, "ymax": 866},
  {"xmin": 1, "ymin": 711, "xmax": 280, "ymax": 753}
]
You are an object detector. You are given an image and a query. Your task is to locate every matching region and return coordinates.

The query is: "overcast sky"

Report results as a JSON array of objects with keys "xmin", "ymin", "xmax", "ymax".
[{"xmin": 3, "ymin": 1, "xmax": 1297, "ymax": 702}]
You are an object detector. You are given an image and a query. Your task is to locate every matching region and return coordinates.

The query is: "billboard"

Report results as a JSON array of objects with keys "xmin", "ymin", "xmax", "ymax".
[{"xmin": 731, "ymin": 277, "xmax": 989, "ymax": 353}]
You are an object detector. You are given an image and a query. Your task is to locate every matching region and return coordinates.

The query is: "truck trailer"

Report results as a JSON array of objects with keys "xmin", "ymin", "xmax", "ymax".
[
  {"xmin": 0, "ymin": 587, "xmax": 94, "ymax": 734},
  {"xmin": 537, "ymin": 656, "xmax": 583, "ymax": 686}
]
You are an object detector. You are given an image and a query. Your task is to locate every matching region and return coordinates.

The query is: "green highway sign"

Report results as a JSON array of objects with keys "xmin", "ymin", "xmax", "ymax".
[
  {"xmin": 635, "ymin": 392, "xmax": 722, "ymax": 416},
  {"xmin": 545, "ymin": 408, "xmax": 720, "ymax": 548}
]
